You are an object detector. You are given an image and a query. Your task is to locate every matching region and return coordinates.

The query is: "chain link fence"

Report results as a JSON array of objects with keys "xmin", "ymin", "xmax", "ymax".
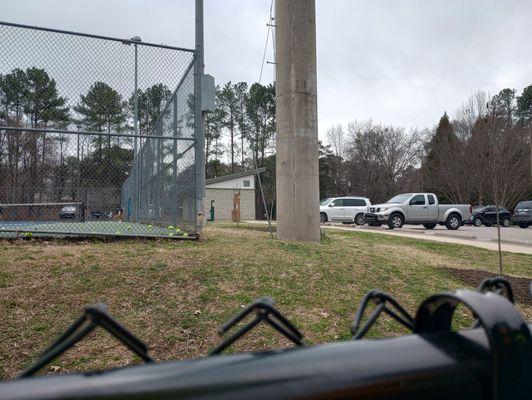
[{"xmin": 0, "ymin": 21, "xmax": 198, "ymax": 239}]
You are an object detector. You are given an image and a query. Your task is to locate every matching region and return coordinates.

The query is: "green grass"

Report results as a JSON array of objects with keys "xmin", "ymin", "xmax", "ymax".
[{"xmin": 0, "ymin": 223, "xmax": 530, "ymax": 379}]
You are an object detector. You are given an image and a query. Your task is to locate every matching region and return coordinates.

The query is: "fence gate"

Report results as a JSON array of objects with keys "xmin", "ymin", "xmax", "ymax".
[{"xmin": 0, "ymin": 21, "xmax": 200, "ymax": 239}]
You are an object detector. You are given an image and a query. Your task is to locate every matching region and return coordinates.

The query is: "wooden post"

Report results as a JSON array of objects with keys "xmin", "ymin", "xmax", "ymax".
[{"xmin": 232, "ymin": 191, "xmax": 241, "ymax": 223}]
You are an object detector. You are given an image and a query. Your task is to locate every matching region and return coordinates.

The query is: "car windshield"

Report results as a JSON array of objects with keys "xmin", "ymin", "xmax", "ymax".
[
  {"xmin": 516, "ymin": 201, "xmax": 532, "ymax": 209},
  {"xmin": 320, "ymin": 198, "xmax": 333, "ymax": 206},
  {"xmin": 62, "ymin": 206, "xmax": 76, "ymax": 212},
  {"xmin": 386, "ymin": 194, "xmax": 412, "ymax": 204}
]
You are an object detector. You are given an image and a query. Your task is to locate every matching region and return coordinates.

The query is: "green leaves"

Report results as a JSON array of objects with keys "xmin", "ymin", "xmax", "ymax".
[
  {"xmin": 129, "ymin": 84, "xmax": 172, "ymax": 135},
  {"xmin": 517, "ymin": 85, "xmax": 532, "ymax": 124},
  {"xmin": 0, "ymin": 67, "xmax": 69, "ymax": 128},
  {"xmin": 74, "ymin": 81, "xmax": 127, "ymax": 133}
]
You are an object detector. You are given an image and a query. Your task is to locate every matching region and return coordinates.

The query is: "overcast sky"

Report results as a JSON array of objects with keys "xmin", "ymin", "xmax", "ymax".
[{"xmin": 2, "ymin": 0, "xmax": 532, "ymax": 138}]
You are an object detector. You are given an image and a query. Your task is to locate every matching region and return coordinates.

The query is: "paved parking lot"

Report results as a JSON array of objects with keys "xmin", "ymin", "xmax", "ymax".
[
  {"xmin": 325, "ymin": 223, "xmax": 532, "ymax": 254},
  {"xmin": 361, "ymin": 224, "xmax": 532, "ymax": 244},
  {"xmin": 328, "ymin": 223, "xmax": 532, "ymax": 254},
  {"xmin": 246, "ymin": 220, "xmax": 532, "ymax": 254}
]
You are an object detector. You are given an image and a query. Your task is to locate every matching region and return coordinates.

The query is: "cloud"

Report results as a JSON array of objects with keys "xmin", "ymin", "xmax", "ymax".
[{"xmin": 2, "ymin": 0, "xmax": 531, "ymax": 137}]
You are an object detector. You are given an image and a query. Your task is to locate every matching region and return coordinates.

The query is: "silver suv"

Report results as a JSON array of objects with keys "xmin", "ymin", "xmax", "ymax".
[
  {"xmin": 320, "ymin": 196, "xmax": 371, "ymax": 225},
  {"xmin": 513, "ymin": 201, "xmax": 532, "ymax": 228}
]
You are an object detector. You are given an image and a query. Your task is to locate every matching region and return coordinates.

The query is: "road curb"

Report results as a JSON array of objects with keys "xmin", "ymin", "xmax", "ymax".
[
  {"xmin": 433, "ymin": 232, "xmax": 477, "ymax": 240},
  {"xmin": 243, "ymin": 220, "xmax": 532, "ymax": 255},
  {"xmin": 490, "ymin": 238, "xmax": 532, "ymax": 247}
]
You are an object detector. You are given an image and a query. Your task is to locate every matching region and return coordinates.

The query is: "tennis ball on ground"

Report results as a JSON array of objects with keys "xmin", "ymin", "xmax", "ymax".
[
  {"xmin": 182, "ymin": 232, "xmax": 188, "ymax": 238},
  {"xmin": 168, "ymin": 225, "xmax": 174, "ymax": 230},
  {"xmin": 25, "ymin": 232, "xmax": 32, "ymax": 238},
  {"xmin": 168, "ymin": 232, "xmax": 175, "ymax": 236},
  {"xmin": 127, "ymin": 225, "xmax": 132, "ymax": 230},
  {"xmin": 148, "ymin": 225, "xmax": 153, "ymax": 229}
]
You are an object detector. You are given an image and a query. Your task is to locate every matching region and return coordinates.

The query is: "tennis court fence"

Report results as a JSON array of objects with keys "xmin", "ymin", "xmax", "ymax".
[{"xmin": 0, "ymin": 21, "xmax": 200, "ymax": 239}]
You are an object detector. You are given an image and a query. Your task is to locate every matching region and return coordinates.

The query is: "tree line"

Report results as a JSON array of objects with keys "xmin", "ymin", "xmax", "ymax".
[
  {"xmin": 0, "ymin": 67, "xmax": 173, "ymax": 203},
  {"xmin": 188, "ymin": 81, "xmax": 532, "ymax": 218},
  {"xmin": 204, "ymin": 81, "xmax": 275, "ymax": 178},
  {"xmin": 1, "ymin": 66, "xmax": 530, "ymax": 215},
  {"xmin": 320, "ymin": 85, "xmax": 532, "ymax": 210}
]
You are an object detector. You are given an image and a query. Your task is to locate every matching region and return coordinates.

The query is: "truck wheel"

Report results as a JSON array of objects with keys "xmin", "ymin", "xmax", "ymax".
[
  {"xmin": 388, "ymin": 213, "xmax": 404, "ymax": 229},
  {"xmin": 445, "ymin": 214, "xmax": 461, "ymax": 230},
  {"xmin": 355, "ymin": 213, "xmax": 365, "ymax": 226},
  {"xmin": 320, "ymin": 213, "xmax": 327, "ymax": 224},
  {"xmin": 423, "ymin": 223, "xmax": 436, "ymax": 229},
  {"xmin": 501, "ymin": 218, "xmax": 511, "ymax": 228},
  {"xmin": 518, "ymin": 223, "xmax": 529, "ymax": 229}
]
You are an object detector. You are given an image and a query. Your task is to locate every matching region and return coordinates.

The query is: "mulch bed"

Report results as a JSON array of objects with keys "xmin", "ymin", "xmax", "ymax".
[{"xmin": 441, "ymin": 267, "xmax": 531, "ymax": 305}]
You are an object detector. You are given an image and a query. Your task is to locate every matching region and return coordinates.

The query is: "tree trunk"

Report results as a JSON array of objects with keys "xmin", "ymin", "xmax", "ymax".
[
  {"xmin": 495, "ymin": 205, "xmax": 503, "ymax": 276},
  {"xmin": 241, "ymin": 134, "xmax": 244, "ymax": 170},
  {"xmin": 230, "ymin": 116, "xmax": 235, "ymax": 173},
  {"xmin": 529, "ymin": 126, "xmax": 532, "ymax": 180}
]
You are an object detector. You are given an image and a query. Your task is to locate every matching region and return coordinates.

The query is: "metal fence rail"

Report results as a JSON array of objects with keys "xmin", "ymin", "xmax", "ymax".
[{"xmin": 0, "ymin": 21, "xmax": 198, "ymax": 239}]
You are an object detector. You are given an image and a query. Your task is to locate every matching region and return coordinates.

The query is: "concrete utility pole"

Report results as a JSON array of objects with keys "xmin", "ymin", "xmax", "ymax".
[
  {"xmin": 275, "ymin": 0, "xmax": 320, "ymax": 242},
  {"xmin": 195, "ymin": 0, "xmax": 206, "ymax": 238}
]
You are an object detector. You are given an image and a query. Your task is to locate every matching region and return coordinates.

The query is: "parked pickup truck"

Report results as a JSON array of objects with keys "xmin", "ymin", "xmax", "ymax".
[{"xmin": 364, "ymin": 193, "xmax": 472, "ymax": 230}]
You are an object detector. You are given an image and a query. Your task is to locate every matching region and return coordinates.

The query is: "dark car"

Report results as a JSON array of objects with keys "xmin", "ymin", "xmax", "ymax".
[
  {"xmin": 59, "ymin": 205, "xmax": 77, "ymax": 219},
  {"xmin": 512, "ymin": 201, "xmax": 532, "ymax": 228},
  {"xmin": 468, "ymin": 205, "xmax": 512, "ymax": 227},
  {"xmin": 90, "ymin": 210, "xmax": 102, "ymax": 219}
]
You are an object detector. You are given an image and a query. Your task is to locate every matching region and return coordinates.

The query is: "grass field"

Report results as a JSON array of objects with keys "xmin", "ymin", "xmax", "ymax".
[{"xmin": 0, "ymin": 223, "xmax": 530, "ymax": 379}]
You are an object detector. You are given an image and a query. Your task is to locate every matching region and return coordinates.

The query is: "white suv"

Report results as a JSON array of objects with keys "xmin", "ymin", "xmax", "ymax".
[{"xmin": 320, "ymin": 196, "xmax": 371, "ymax": 225}]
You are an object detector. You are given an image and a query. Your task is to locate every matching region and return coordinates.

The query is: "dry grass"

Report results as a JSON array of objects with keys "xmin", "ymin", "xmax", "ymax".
[{"xmin": 0, "ymin": 223, "xmax": 530, "ymax": 379}]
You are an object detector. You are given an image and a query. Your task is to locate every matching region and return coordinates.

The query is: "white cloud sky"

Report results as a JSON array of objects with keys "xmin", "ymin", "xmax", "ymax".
[{"xmin": 2, "ymin": 0, "xmax": 532, "ymax": 138}]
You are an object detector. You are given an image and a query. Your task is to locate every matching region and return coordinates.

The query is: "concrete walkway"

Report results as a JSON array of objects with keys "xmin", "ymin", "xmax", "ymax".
[{"xmin": 244, "ymin": 220, "xmax": 532, "ymax": 255}]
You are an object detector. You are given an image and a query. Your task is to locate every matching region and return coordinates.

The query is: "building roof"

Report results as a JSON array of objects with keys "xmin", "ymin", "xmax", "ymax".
[{"xmin": 205, "ymin": 168, "xmax": 267, "ymax": 185}]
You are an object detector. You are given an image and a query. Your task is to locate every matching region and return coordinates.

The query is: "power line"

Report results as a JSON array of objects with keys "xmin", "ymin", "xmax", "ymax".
[
  {"xmin": 258, "ymin": 0, "xmax": 275, "ymax": 84},
  {"xmin": 255, "ymin": 0, "xmax": 275, "ymax": 238}
]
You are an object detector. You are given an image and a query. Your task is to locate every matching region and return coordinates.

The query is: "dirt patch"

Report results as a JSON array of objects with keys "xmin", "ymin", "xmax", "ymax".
[{"xmin": 441, "ymin": 267, "xmax": 531, "ymax": 305}]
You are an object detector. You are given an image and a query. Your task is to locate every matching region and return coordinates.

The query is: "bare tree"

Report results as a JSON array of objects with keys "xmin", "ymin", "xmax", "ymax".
[
  {"xmin": 326, "ymin": 124, "xmax": 346, "ymax": 159},
  {"xmin": 344, "ymin": 120, "xmax": 423, "ymax": 202},
  {"xmin": 471, "ymin": 103, "xmax": 530, "ymax": 274},
  {"xmin": 454, "ymin": 90, "xmax": 489, "ymax": 141}
]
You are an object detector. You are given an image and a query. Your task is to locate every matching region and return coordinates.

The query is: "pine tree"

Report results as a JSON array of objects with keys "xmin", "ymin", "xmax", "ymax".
[
  {"xmin": 422, "ymin": 112, "xmax": 466, "ymax": 202},
  {"xmin": 130, "ymin": 83, "xmax": 171, "ymax": 135},
  {"xmin": 218, "ymin": 82, "xmax": 247, "ymax": 172},
  {"xmin": 243, "ymin": 83, "xmax": 275, "ymax": 167},
  {"xmin": 75, "ymin": 82, "xmax": 128, "ymax": 185},
  {"xmin": 517, "ymin": 85, "xmax": 532, "ymax": 178}
]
